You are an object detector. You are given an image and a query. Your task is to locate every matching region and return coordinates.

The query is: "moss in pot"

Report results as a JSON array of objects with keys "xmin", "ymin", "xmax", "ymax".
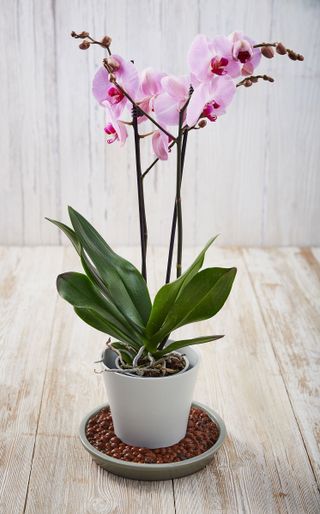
[{"xmin": 46, "ymin": 29, "xmax": 303, "ymax": 466}]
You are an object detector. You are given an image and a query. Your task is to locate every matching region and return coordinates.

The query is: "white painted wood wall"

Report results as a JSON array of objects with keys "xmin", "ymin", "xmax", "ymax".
[{"xmin": 1, "ymin": 0, "xmax": 319, "ymax": 247}]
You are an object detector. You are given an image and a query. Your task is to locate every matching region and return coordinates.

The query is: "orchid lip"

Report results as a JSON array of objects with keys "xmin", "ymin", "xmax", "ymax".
[
  {"xmin": 210, "ymin": 56, "xmax": 229, "ymax": 75},
  {"xmin": 107, "ymin": 86, "xmax": 125, "ymax": 105}
]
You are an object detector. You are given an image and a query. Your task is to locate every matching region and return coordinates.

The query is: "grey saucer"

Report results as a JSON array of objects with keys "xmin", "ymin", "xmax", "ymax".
[{"xmin": 79, "ymin": 401, "xmax": 226, "ymax": 480}]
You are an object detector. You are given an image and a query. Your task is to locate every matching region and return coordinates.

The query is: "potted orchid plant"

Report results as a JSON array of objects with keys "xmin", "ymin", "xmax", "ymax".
[{"xmin": 48, "ymin": 30, "xmax": 303, "ymax": 451}]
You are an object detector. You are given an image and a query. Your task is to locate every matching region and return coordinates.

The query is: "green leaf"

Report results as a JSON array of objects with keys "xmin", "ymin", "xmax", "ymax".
[
  {"xmin": 46, "ymin": 214, "xmax": 145, "ymax": 339},
  {"xmin": 73, "ymin": 307, "xmax": 137, "ymax": 346},
  {"xmin": 151, "ymin": 267, "xmax": 237, "ymax": 345},
  {"xmin": 45, "ymin": 218, "xmax": 81, "ymax": 255},
  {"xmin": 57, "ymin": 272, "xmax": 141, "ymax": 347},
  {"xmin": 146, "ymin": 237, "xmax": 218, "ymax": 337},
  {"xmin": 68, "ymin": 207, "xmax": 151, "ymax": 328},
  {"xmin": 154, "ymin": 335, "xmax": 224, "ymax": 358}
]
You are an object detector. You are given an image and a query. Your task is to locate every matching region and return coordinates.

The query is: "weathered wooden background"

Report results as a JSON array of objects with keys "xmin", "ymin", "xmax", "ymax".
[{"xmin": 1, "ymin": 0, "xmax": 319, "ymax": 247}]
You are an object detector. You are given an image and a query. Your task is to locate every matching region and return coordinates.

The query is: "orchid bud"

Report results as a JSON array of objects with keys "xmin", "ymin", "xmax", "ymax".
[
  {"xmin": 276, "ymin": 42, "xmax": 287, "ymax": 55},
  {"xmin": 105, "ymin": 57, "xmax": 120, "ymax": 72},
  {"xmin": 71, "ymin": 31, "xmax": 77, "ymax": 37},
  {"xmin": 101, "ymin": 35, "xmax": 112, "ymax": 48},
  {"xmin": 244, "ymin": 80, "xmax": 252, "ymax": 87},
  {"xmin": 288, "ymin": 51, "xmax": 297, "ymax": 61},
  {"xmin": 297, "ymin": 54, "xmax": 304, "ymax": 61},
  {"xmin": 261, "ymin": 46, "xmax": 275, "ymax": 59},
  {"xmin": 198, "ymin": 120, "xmax": 207, "ymax": 128},
  {"xmin": 79, "ymin": 40, "xmax": 90, "ymax": 50},
  {"xmin": 79, "ymin": 31, "xmax": 89, "ymax": 38}
]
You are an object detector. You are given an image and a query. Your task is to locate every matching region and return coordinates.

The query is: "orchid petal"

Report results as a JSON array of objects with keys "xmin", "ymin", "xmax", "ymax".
[
  {"xmin": 140, "ymin": 68, "xmax": 166, "ymax": 96},
  {"xmin": 186, "ymin": 82, "xmax": 210, "ymax": 127},
  {"xmin": 161, "ymin": 75, "xmax": 188, "ymax": 100},
  {"xmin": 154, "ymin": 92, "xmax": 180, "ymax": 126},
  {"xmin": 152, "ymin": 131, "xmax": 169, "ymax": 160},
  {"xmin": 187, "ymin": 34, "xmax": 212, "ymax": 82}
]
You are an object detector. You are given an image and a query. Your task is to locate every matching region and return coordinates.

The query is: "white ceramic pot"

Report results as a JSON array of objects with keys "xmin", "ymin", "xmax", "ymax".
[{"xmin": 101, "ymin": 346, "xmax": 200, "ymax": 448}]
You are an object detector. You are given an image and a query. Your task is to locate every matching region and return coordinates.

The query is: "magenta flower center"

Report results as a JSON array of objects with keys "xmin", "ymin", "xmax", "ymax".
[
  {"xmin": 210, "ymin": 56, "xmax": 229, "ymax": 76},
  {"xmin": 107, "ymin": 86, "xmax": 125, "ymax": 105},
  {"xmin": 237, "ymin": 50, "xmax": 251, "ymax": 64},
  {"xmin": 202, "ymin": 100, "xmax": 221, "ymax": 122},
  {"xmin": 104, "ymin": 124, "xmax": 118, "ymax": 144}
]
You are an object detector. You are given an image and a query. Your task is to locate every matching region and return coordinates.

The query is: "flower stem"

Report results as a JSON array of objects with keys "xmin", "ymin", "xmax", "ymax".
[
  {"xmin": 142, "ymin": 140, "xmax": 176, "ymax": 180},
  {"xmin": 132, "ymin": 108, "xmax": 148, "ymax": 281},
  {"xmin": 165, "ymin": 128, "xmax": 188, "ymax": 283}
]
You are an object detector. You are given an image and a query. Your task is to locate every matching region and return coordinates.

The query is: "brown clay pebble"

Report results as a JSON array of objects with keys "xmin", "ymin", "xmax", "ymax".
[{"xmin": 85, "ymin": 406, "xmax": 219, "ymax": 464}]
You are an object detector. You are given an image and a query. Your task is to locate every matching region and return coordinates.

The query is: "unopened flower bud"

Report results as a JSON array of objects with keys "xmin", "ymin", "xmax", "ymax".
[
  {"xmin": 276, "ymin": 42, "xmax": 287, "ymax": 55},
  {"xmin": 198, "ymin": 120, "xmax": 207, "ymax": 128},
  {"xmin": 79, "ymin": 40, "xmax": 90, "ymax": 50},
  {"xmin": 288, "ymin": 51, "xmax": 297, "ymax": 61},
  {"xmin": 71, "ymin": 31, "xmax": 77, "ymax": 37},
  {"xmin": 261, "ymin": 46, "xmax": 275, "ymax": 59},
  {"xmin": 244, "ymin": 80, "xmax": 252, "ymax": 87},
  {"xmin": 297, "ymin": 54, "xmax": 304, "ymax": 61},
  {"xmin": 105, "ymin": 56, "xmax": 120, "ymax": 72},
  {"xmin": 101, "ymin": 35, "xmax": 112, "ymax": 48},
  {"xmin": 79, "ymin": 31, "xmax": 89, "ymax": 38},
  {"xmin": 250, "ymin": 76, "xmax": 258, "ymax": 83}
]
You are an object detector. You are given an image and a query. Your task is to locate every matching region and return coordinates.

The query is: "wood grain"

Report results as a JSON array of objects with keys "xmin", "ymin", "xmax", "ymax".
[
  {"xmin": 243, "ymin": 247, "xmax": 320, "ymax": 486},
  {"xmin": 0, "ymin": 247, "xmax": 63, "ymax": 514},
  {"xmin": 1, "ymin": 246, "xmax": 320, "ymax": 513},
  {"xmin": 0, "ymin": 0, "xmax": 319, "ymax": 246}
]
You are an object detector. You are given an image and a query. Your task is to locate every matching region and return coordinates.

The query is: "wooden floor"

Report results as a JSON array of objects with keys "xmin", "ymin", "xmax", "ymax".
[{"xmin": 1, "ymin": 246, "xmax": 320, "ymax": 514}]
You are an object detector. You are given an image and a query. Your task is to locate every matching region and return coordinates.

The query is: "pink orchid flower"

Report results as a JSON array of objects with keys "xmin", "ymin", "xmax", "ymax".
[
  {"xmin": 92, "ymin": 54, "xmax": 139, "ymax": 118},
  {"xmin": 136, "ymin": 68, "xmax": 167, "ymax": 122},
  {"xmin": 188, "ymin": 33, "xmax": 261, "ymax": 83},
  {"xmin": 188, "ymin": 34, "xmax": 240, "ymax": 82},
  {"xmin": 103, "ymin": 106, "xmax": 127, "ymax": 146},
  {"xmin": 152, "ymin": 129, "xmax": 170, "ymax": 160},
  {"xmin": 153, "ymin": 75, "xmax": 190, "ymax": 126},
  {"xmin": 186, "ymin": 75, "xmax": 235, "ymax": 127},
  {"xmin": 229, "ymin": 31, "xmax": 261, "ymax": 76}
]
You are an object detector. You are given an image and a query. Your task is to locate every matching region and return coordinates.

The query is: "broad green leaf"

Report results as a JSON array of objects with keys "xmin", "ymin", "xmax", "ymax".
[
  {"xmin": 151, "ymin": 267, "xmax": 236, "ymax": 346},
  {"xmin": 154, "ymin": 335, "xmax": 224, "ymax": 358},
  {"xmin": 57, "ymin": 272, "xmax": 141, "ymax": 348},
  {"xmin": 146, "ymin": 237, "xmax": 218, "ymax": 337},
  {"xmin": 46, "ymin": 218, "xmax": 81, "ymax": 255},
  {"xmin": 74, "ymin": 307, "xmax": 138, "ymax": 347},
  {"xmin": 46, "ymin": 215, "xmax": 145, "ymax": 338},
  {"xmin": 68, "ymin": 207, "xmax": 151, "ymax": 328}
]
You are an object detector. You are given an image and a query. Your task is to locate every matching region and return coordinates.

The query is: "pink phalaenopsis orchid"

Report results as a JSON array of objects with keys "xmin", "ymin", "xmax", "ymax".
[
  {"xmin": 186, "ymin": 75, "xmax": 236, "ymax": 127},
  {"xmin": 154, "ymin": 75, "xmax": 190, "ymax": 127},
  {"xmin": 188, "ymin": 32, "xmax": 261, "ymax": 83},
  {"xmin": 93, "ymin": 54, "xmax": 139, "ymax": 118},
  {"xmin": 104, "ymin": 105, "xmax": 127, "ymax": 145}
]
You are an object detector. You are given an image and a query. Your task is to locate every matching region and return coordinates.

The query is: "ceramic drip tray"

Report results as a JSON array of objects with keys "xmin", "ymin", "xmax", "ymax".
[{"xmin": 79, "ymin": 401, "xmax": 226, "ymax": 480}]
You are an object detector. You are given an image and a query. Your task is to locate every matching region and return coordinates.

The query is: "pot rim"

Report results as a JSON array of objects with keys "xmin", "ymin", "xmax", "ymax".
[
  {"xmin": 101, "ymin": 346, "xmax": 200, "ymax": 381},
  {"xmin": 79, "ymin": 401, "xmax": 226, "ymax": 470}
]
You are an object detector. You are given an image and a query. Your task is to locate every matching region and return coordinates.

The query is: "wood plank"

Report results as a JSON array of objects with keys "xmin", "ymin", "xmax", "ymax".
[
  {"xmin": 24, "ymin": 247, "xmax": 175, "ymax": 514},
  {"xmin": 243, "ymin": 247, "xmax": 320, "ymax": 487},
  {"xmin": 243, "ymin": 247, "xmax": 320, "ymax": 485},
  {"xmin": 0, "ymin": 247, "xmax": 64, "ymax": 514},
  {"xmin": 169, "ymin": 247, "xmax": 320, "ymax": 514}
]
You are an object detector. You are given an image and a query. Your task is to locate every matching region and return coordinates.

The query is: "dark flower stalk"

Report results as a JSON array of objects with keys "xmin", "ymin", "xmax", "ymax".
[{"xmin": 132, "ymin": 108, "xmax": 148, "ymax": 281}]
